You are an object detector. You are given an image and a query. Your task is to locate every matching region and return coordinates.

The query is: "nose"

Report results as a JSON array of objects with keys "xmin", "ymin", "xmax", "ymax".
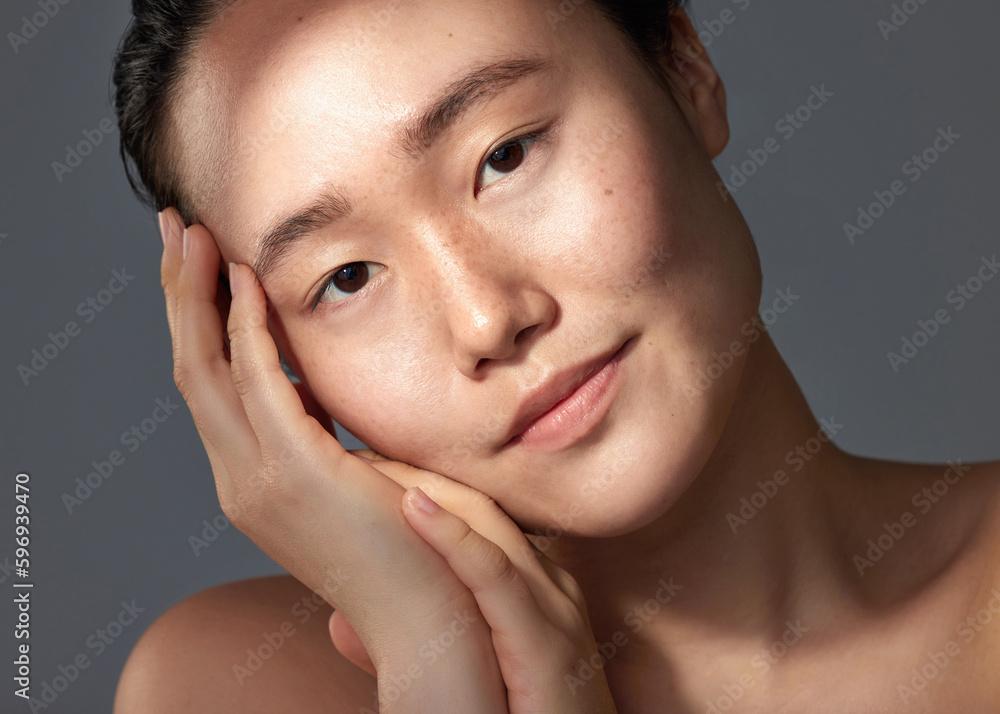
[{"xmin": 412, "ymin": 221, "xmax": 556, "ymax": 378}]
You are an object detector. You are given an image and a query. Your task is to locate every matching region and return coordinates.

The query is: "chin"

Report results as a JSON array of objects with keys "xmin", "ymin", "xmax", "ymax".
[
  {"xmin": 504, "ymin": 426, "xmax": 715, "ymax": 541},
  {"xmin": 497, "ymin": 337, "xmax": 738, "ymax": 540}
]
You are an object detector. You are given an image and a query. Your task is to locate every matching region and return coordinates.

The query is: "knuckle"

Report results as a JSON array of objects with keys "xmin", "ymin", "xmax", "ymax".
[
  {"xmin": 258, "ymin": 451, "xmax": 288, "ymax": 484},
  {"xmin": 471, "ymin": 490, "xmax": 499, "ymax": 510},
  {"xmin": 470, "ymin": 491, "xmax": 511, "ymax": 523},
  {"xmin": 229, "ymin": 356, "xmax": 258, "ymax": 397},
  {"xmin": 253, "ymin": 452, "xmax": 298, "ymax": 501},
  {"xmin": 218, "ymin": 497, "xmax": 240, "ymax": 525},
  {"xmin": 227, "ymin": 328, "xmax": 261, "ymax": 395},
  {"xmin": 218, "ymin": 451, "xmax": 300, "ymax": 528},
  {"xmin": 550, "ymin": 588, "xmax": 590, "ymax": 637},
  {"xmin": 546, "ymin": 628, "xmax": 579, "ymax": 664},
  {"xmin": 219, "ymin": 490, "xmax": 253, "ymax": 526},
  {"xmin": 554, "ymin": 565, "xmax": 587, "ymax": 607},
  {"xmin": 472, "ymin": 537, "xmax": 518, "ymax": 587},
  {"xmin": 172, "ymin": 364, "xmax": 195, "ymax": 400}
]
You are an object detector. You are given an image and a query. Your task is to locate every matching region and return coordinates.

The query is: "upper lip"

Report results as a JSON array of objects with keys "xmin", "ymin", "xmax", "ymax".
[{"xmin": 504, "ymin": 339, "xmax": 627, "ymax": 444}]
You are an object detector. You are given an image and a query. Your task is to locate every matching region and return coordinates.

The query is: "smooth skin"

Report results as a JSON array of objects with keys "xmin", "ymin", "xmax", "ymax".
[
  {"xmin": 113, "ymin": 1, "xmax": 1000, "ymax": 712},
  {"xmin": 131, "ymin": 195, "xmax": 618, "ymax": 714}
]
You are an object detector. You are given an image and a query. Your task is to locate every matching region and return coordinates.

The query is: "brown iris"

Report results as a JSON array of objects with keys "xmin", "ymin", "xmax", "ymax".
[
  {"xmin": 331, "ymin": 263, "xmax": 369, "ymax": 294},
  {"xmin": 488, "ymin": 141, "xmax": 526, "ymax": 174}
]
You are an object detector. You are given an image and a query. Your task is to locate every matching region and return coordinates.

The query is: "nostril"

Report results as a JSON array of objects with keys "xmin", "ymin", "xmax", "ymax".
[{"xmin": 515, "ymin": 324, "xmax": 537, "ymax": 344}]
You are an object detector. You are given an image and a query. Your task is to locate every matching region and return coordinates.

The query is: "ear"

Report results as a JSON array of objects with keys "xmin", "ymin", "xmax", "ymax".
[{"xmin": 656, "ymin": 7, "xmax": 730, "ymax": 159}]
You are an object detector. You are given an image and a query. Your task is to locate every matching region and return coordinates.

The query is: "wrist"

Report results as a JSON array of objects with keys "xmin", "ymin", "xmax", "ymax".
[{"xmin": 373, "ymin": 616, "xmax": 505, "ymax": 714}]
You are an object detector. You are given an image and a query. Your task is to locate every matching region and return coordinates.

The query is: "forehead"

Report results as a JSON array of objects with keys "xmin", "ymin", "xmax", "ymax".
[{"xmin": 174, "ymin": 0, "xmax": 613, "ymax": 261}]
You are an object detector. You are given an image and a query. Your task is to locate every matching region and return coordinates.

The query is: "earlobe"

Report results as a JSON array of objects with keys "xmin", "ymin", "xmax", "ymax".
[{"xmin": 658, "ymin": 8, "xmax": 730, "ymax": 159}]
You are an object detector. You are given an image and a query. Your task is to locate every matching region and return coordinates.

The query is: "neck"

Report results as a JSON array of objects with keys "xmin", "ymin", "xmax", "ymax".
[{"xmin": 544, "ymin": 330, "xmax": 867, "ymax": 650}]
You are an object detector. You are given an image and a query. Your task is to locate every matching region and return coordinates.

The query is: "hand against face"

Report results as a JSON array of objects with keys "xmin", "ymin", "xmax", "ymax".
[
  {"xmin": 333, "ymin": 453, "xmax": 621, "ymax": 713},
  {"xmin": 158, "ymin": 208, "xmax": 615, "ymax": 712}
]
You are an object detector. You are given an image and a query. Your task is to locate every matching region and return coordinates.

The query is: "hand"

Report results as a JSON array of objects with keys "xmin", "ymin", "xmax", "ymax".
[
  {"xmin": 328, "ymin": 455, "xmax": 620, "ymax": 713},
  {"xmin": 158, "ymin": 209, "xmax": 509, "ymax": 710}
]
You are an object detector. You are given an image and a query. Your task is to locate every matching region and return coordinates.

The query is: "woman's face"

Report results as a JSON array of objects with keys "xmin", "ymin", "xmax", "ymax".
[{"xmin": 174, "ymin": 0, "xmax": 762, "ymax": 536}]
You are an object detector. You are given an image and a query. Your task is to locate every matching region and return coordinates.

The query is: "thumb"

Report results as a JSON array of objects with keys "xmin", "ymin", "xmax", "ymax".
[{"xmin": 328, "ymin": 610, "xmax": 377, "ymax": 677}]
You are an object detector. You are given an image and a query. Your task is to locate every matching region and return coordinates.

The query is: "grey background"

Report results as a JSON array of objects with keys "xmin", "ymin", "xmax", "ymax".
[{"xmin": 1, "ymin": 0, "xmax": 997, "ymax": 710}]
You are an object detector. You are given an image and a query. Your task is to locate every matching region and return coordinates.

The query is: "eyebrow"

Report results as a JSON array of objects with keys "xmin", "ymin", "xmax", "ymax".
[{"xmin": 251, "ymin": 54, "xmax": 554, "ymax": 283}]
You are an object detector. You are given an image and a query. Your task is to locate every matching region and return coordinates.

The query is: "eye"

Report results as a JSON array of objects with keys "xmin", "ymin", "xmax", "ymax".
[
  {"xmin": 477, "ymin": 131, "xmax": 545, "ymax": 191},
  {"xmin": 313, "ymin": 261, "xmax": 385, "ymax": 309}
]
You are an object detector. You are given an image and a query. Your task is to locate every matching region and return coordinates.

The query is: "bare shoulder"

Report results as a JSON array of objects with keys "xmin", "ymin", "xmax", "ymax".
[
  {"xmin": 909, "ymin": 457, "xmax": 1000, "ymax": 660},
  {"xmin": 845, "ymin": 454, "xmax": 1000, "ymax": 601},
  {"xmin": 112, "ymin": 575, "xmax": 378, "ymax": 714},
  {"xmin": 953, "ymin": 457, "xmax": 1000, "ymax": 559}
]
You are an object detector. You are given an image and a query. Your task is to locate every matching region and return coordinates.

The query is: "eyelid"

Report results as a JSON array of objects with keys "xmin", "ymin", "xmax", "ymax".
[
  {"xmin": 309, "ymin": 262, "xmax": 386, "ymax": 313},
  {"xmin": 475, "ymin": 127, "xmax": 551, "ymax": 194}
]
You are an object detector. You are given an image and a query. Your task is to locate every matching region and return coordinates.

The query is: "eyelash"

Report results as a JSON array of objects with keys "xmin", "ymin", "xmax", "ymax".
[
  {"xmin": 311, "ymin": 128, "xmax": 549, "ymax": 312},
  {"xmin": 475, "ymin": 129, "xmax": 548, "ymax": 194}
]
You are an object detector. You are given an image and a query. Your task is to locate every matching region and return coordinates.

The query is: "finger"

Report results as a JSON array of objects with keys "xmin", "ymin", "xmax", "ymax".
[
  {"xmin": 400, "ymin": 487, "xmax": 556, "ymax": 657},
  {"xmin": 403, "ymin": 488, "xmax": 615, "ymax": 711},
  {"xmin": 328, "ymin": 610, "xmax": 376, "ymax": 677},
  {"xmin": 159, "ymin": 208, "xmax": 183, "ymax": 339},
  {"xmin": 226, "ymin": 262, "xmax": 343, "ymax": 460},
  {"xmin": 360, "ymin": 459, "xmax": 559, "ymax": 604},
  {"xmin": 162, "ymin": 212, "xmax": 257, "ymax": 466}
]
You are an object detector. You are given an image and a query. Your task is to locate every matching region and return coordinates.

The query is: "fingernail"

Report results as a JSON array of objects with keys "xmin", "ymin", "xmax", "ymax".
[
  {"xmin": 229, "ymin": 262, "xmax": 238, "ymax": 294},
  {"xmin": 408, "ymin": 487, "xmax": 440, "ymax": 515},
  {"xmin": 356, "ymin": 455, "xmax": 373, "ymax": 463},
  {"xmin": 157, "ymin": 211, "xmax": 167, "ymax": 248},
  {"xmin": 182, "ymin": 228, "xmax": 191, "ymax": 260}
]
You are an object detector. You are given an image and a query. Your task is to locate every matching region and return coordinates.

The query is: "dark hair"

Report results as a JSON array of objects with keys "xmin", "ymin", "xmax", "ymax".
[{"xmin": 111, "ymin": 0, "xmax": 687, "ymax": 227}]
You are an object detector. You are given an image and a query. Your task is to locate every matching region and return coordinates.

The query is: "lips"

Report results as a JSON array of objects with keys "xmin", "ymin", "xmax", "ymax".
[{"xmin": 503, "ymin": 339, "xmax": 629, "ymax": 446}]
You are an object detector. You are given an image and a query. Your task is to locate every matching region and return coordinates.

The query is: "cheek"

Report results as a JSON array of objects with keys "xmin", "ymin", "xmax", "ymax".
[
  {"xmin": 283, "ymin": 320, "xmax": 447, "ymax": 460},
  {"xmin": 280, "ymin": 318, "xmax": 427, "ymax": 453}
]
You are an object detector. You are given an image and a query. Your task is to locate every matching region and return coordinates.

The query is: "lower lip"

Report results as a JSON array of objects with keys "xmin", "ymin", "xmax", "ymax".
[{"xmin": 509, "ymin": 338, "xmax": 632, "ymax": 453}]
